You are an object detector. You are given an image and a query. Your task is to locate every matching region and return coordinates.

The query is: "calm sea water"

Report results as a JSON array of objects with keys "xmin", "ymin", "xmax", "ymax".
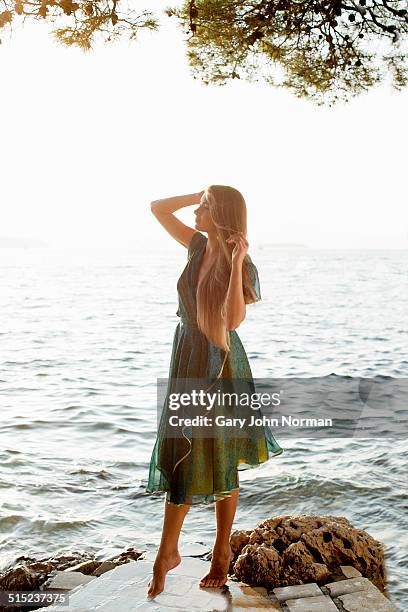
[{"xmin": 0, "ymin": 245, "xmax": 407, "ymax": 607}]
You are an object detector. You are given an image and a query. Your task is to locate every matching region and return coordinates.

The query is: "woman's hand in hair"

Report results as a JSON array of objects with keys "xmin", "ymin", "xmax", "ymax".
[
  {"xmin": 226, "ymin": 232, "xmax": 248, "ymax": 264},
  {"xmin": 224, "ymin": 232, "xmax": 247, "ymax": 330}
]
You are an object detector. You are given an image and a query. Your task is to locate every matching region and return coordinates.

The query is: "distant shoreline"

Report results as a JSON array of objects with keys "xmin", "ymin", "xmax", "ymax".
[
  {"xmin": 0, "ymin": 238, "xmax": 49, "ymax": 248},
  {"xmin": 259, "ymin": 243, "xmax": 309, "ymax": 248},
  {"xmin": 1, "ymin": 241, "xmax": 407, "ymax": 251}
]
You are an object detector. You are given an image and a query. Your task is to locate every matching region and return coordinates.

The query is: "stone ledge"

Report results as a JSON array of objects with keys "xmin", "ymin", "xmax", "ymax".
[
  {"xmin": 325, "ymin": 576, "xmax": 381, "ymax": 598},
  {"xmin": 284, "ymin": 595, "xmax": 339, "ymax": 611},
  {"xmin": 34, "ymin": 558, "xmax": 397, "ymax": 612},
  {"xmin": 338, "ymin": 588, "xmax": 398, "ymax": 612},
  {"xmin": 273, "ymin": 583, "xmax": 324, "ymax": 602},
  {"xmin": 3, "ymin": 514, "xmax": 396, "ymax": 610},
  {"xmin": 340, "ymin": 566, "xmax": 362, "ymax": 580},
  {"xmin": 43, "ymin": 570, "xmax": 96, "ymax": 590}
]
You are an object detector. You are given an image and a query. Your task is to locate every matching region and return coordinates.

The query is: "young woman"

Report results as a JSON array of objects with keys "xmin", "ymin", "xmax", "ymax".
[{"xmin": 145, "ymin": 185, "xmax": 283, "ymax": 599}]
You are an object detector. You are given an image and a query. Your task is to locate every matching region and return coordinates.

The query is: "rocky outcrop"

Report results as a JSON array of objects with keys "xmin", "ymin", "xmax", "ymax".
[
  {"xmin": 230, "ymin": 514, "xmax": 386, "ymax": 591},
  {"xmin": 0, "ymin": 548, "xmax": 145, "ymax": 611}
]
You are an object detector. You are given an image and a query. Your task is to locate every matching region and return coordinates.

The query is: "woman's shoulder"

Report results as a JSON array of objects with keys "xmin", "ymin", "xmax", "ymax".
[
  {"xmin": 188, "ymin": 231, "xmax": 207, "ymax": 259},
  {"xmin": 244, "ymin": 255, "xmax": 261, "ymax": 303}
]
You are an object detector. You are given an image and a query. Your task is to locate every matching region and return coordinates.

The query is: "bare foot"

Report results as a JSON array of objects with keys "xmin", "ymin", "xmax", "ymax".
[
  {"xmin": 147, "ymin": 549, "xmax": 181, "ymax": 599},
  {"xmin": 199, "ymin": 544, "xmax": 233, "ymax": 589}
]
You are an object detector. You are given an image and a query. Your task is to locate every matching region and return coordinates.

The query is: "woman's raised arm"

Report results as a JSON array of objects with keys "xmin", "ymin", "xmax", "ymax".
[{"xmin": 150, "ymin": 190, "xmax": 205, "ymax": 248}]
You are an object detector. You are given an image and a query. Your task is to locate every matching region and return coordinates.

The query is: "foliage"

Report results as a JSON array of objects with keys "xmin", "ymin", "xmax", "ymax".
[{"xmin": 1, "ymin": 0, "xmax": 407, "ymax": 103}]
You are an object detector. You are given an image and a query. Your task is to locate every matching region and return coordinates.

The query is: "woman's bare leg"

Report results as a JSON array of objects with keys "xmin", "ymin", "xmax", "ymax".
[
  {"xmin": 147, "ymin": 499, "xmax": 191, "ymax": 599},
  {"xmin": 199, "ymin": 487, "xmax": 239, "ymax": 588}
]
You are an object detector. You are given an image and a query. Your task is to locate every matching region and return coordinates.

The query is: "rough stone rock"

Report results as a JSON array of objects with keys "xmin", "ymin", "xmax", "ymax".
[
  {"xmin": 231, "ymin": 514, "xmax": 386, "ymax": 591},
  {"xmin": 280, "ymin": 541, "xmax": 330, "ymax": 585},
  {"xmin": 233, "ymin": 543, "xmax": 280, "ymax": 586},
  {"xmin": 65, "ymin": 560, "xmax": 102, "ymax": 574},
  {"xmin": 63, "ymin": 547, "xmax": 145, "ymax": 577},
  {"xmin": 0, "ymin": 551, "xmax": 97, "ymax": 601},
  {"xmin": 96, "ymin": 546, "xmax": 144, "ymax": 566},
  {"xmin": 229, "ymin": 529, "xmax": 252, "ymax": 574},
  {"xmin": 0, "ymin": 563, "xmax": 45, "ymax": 592},
  {"xmin": 230, "ymin": 529, "xmax": 252, "ymax": 560},
  {"xmin": 20, "ymin": 551, "xmax": 94, "ymax": 571},
  {"xmin": 92, "ymin": 561, "xmax": 118, "ymax": 576}
]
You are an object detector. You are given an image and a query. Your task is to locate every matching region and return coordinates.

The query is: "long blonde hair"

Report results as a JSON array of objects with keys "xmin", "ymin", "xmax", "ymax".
[{"xmin": 196, "ymin": 185, "xmax": 259, "ymax": 352}]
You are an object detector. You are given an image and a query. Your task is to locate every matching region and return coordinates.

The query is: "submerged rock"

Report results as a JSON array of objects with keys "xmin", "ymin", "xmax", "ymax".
[{"xmin": 230, "ymin": 514, "xmax": 386, "ymax": 591}]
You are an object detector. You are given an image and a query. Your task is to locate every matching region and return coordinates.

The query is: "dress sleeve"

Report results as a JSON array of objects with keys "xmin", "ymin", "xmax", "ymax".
[
  {"xmin": 188, "ymin": 231, "xmax": 206, "ymax": 261},
  {"xmin": 245, "ymin": 257, "xmax": 261, "ymax": 303}
]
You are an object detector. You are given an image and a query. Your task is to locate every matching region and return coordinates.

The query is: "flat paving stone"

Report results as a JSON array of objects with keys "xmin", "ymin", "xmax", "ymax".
[
  {"xmin": 273, "ymin": 583, "xmax": 323, "ymax": 602},
  {"xmin": 92, "ymin": 561, "xmax": 118, "ymax": 576},
  {"xmin": 340, "ymin": 566, "xmax": 362, "ymax": 579},
  {"xmin": 97, "ymin": 573, "xmax": 228, "ymax": 611},
  {"xmin": 45, "ymin": 570, "xmax": 96, "ymax": 590},
  {"xmin": 325, "ymin": 576, "xmax": 379, "ymax": 597},
  {"xmin": 339, "ymin": 588, "xmax": 398, "ymax": 612},
  {"xmin": 285, "ymin": 595, "xmax": 339, "ymax": 611},
  {"xmin": 96, "ymin": 560, "xmax": 152, "ymax": 582},
  {"xmin": 36, "ymin": 557, "xmax": 231, "ymax": 611},
  {"xmin": 226, "ymin": 581, "xmax": 280, "ymax": 609},
  {"xmin": 64, "ymin": 576, "xmax": 127, "ymax": 607}
]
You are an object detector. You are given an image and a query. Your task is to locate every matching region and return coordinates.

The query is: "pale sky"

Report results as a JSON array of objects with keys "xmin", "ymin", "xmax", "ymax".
[{"xmin": 1, "ymin": 2, "xmax": 407, "ymax": 250}]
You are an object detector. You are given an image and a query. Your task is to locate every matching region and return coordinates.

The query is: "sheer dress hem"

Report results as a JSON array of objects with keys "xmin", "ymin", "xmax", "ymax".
[{"xmin": 145, "ymin": 446, "xmax": 285, "ymax": 506}]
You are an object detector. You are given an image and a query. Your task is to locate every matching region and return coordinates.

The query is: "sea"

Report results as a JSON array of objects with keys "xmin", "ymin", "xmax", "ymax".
[{"xmin": 0, "ymin": 245, "xmax": 407, "ymax": 608}]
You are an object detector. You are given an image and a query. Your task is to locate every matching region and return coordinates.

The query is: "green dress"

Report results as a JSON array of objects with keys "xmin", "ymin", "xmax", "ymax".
[{"xmin": 146, "ymin": 231, "xmax": 283, "ymax": 505}]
